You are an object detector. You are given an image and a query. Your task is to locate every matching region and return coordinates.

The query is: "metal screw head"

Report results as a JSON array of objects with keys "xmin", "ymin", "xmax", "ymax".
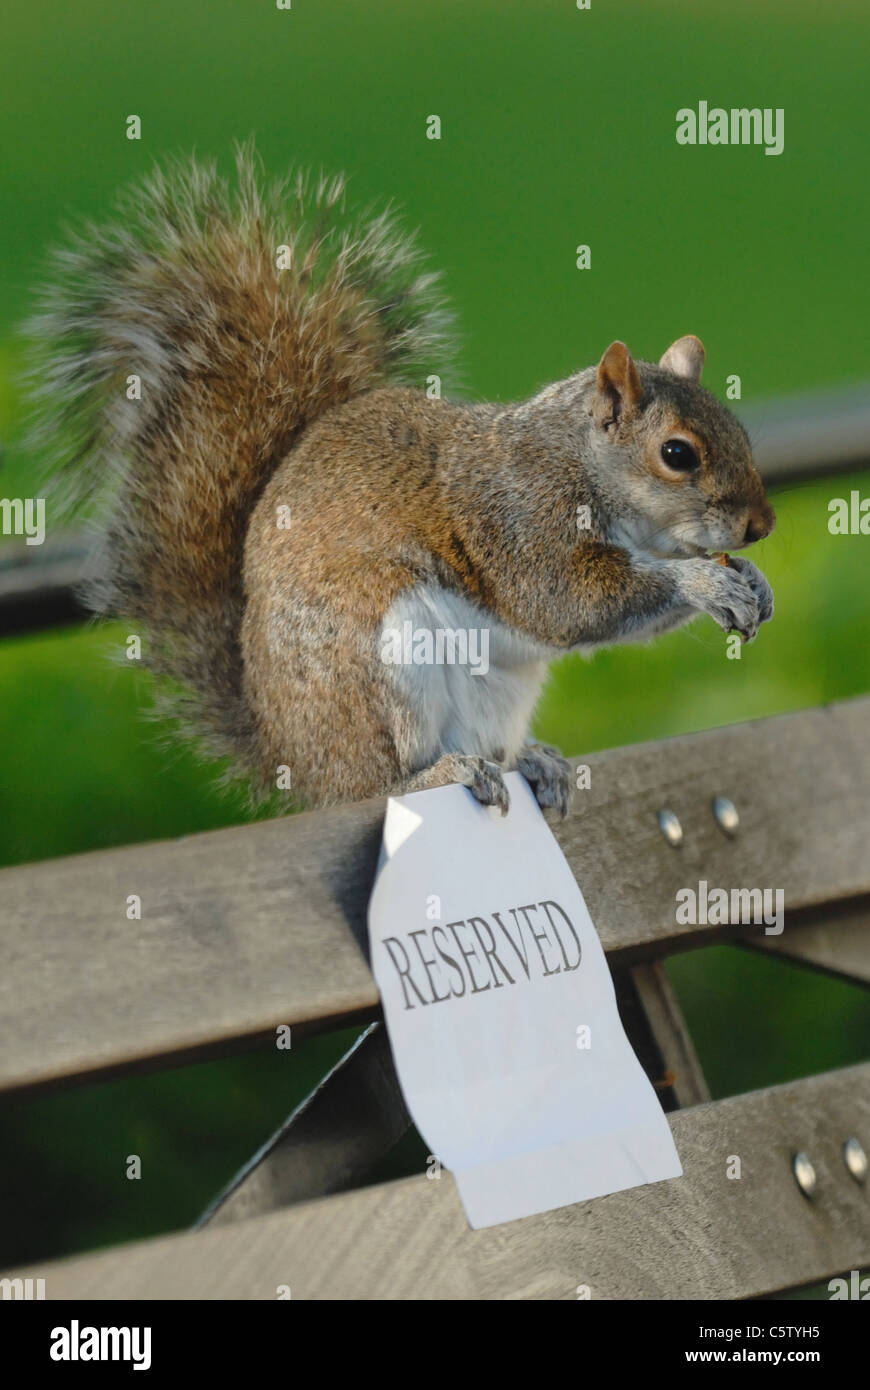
[
  {"xmin": 713, "ymin": 795, "xmax": 739, "ymax": 836},
  {"xmin": 844, "ymin": 1137, "xmax": 868, "ymax": 1183},
  {"xmin": 657, "ymin": 809, "xmax": 683, "ymax": 847},
  {"xmin": 793, "ymin": 1152, "xmax": 817, "ymax": 1197}
]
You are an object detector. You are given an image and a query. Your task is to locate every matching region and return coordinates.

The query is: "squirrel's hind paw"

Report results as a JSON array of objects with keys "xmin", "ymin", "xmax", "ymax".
[
  {"xmin": 516, "ymin": 743, "xmax": 574, "ymax": 820},
  {"xmin": 403, "ymin": 753, "xmax": 511, "ymax": 815},
  {"xmin": 402, "ymin": 746, "xmax": 575, "ymax": 820}
]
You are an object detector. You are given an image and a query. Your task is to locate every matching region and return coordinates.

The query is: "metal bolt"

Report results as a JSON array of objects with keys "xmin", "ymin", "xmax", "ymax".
[
  {"xmin": 793, "ymin": 1152, "xmax": 817, "ymax": 1197},
  {"xmin": 844, "ymin": 1137, "xmax": 868, "ymax": 1183},
  {"xmin": 657, "ymin": 809, "xmax": 683, "ymax": 847},
  {"xmin": 713, "ymin": 795, "xmax": 739, "ymax": 836}
]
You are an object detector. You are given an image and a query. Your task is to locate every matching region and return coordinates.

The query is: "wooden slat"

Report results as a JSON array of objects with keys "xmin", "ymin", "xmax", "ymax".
[
  {"xmin": 610, "ymin": 967, "xmax": 687, "ymax": 1113},
  {"xmin": 0, "ymin": 387, "xmax": 867, "ymax": 638},
  {"xmin": 198, "ymin": 1022, "xmax": 410, "ymax": 1227},
  {"xmin": 1, "ymin": 698, "xmax": 867, "ymax": 1097},
  {"xmin": 0, "ymin": 534, "xmax": 89, "ymax": 635},
  {"xmin": 629, "ymin": 962, "xmax": 711, "ymax": 1107},
  {"xmin": 7, "ymin": 1063, "xmax": 870, "ymax": 1300},
  {"xmin": 199, "ymin": 971, "xmax": 698, "ymax": 1226},
  {"xmin": 745, "ymin": 898, "xmax": 870, "ymax": 985},
  {"xmin": 742, "ymin": 384, "xmax": 870, "ymax": 483}
]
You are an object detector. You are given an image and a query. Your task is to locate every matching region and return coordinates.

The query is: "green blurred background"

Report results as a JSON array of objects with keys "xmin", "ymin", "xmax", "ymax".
[{"xmin": 1, "ymin": 0, "xmax": 869, "ymax": 1279}]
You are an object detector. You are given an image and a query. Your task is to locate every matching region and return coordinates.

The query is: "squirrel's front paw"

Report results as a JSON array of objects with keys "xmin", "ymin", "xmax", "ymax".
[
  {"xmin": 517, "ymin": 743, "xmax": 574, "ymax": 819},
  {"xmin": 725, "ymin": 555, "xmax": 774, "ymax": 627},
  {"xmin": 678, "ymin": 558, "xmax": 762, "ymax": 642}
]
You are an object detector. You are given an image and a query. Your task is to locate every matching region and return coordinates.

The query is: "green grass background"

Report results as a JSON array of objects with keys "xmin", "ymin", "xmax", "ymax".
[{"xmin": 1, "ymin": 0, "xmax": 869, "ymax": 1279}]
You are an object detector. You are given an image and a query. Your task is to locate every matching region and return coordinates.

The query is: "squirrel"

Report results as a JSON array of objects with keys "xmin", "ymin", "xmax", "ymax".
[{"xmin": 28, "ymin": 147, "xmax": 774, "ymax": 819}]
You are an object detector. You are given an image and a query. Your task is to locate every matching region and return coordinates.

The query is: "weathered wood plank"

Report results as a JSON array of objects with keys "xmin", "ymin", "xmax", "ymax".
[
  {"xmin": 629, "ymin": 962, "xmax": 711, "ymax": 1107},
  {"xmin": 745, "ymin": 899, "xmax": 870, "ymax": 986},
  {"xmin": 742, "ymin": 384, "xmax": 870, "ymax": 483},
  {"xmin": 0, "ymin": 534, "xmax": 89, "ymax": 635},
  {"xmin": 0, "ymin": 388, "xmax": 866, "ymax": 637},
  {"xmin": 7, "ymin": 1063, "xmax": 870, "ymax": 1300},
  {"xmin": 200, "ymin": 974, "xmax": 697, "ymax": 1227},
  {"xmin": 0, "ymin": 698, "xmax": 867, "ymax": 1096},
  {"xmin": 198, "ymin": 1022, "xmax": 410, "ymax": 1228},
  {"xmin": 559, "ymin": 697, "xmax": 869, "ymax": 962}
]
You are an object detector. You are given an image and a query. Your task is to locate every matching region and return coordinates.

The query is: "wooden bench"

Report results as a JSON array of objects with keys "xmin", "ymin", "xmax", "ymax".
[
  {"xmin": 1, "ymin": 383, "xmax": 868, "ymax": 1299},
  {"xmin": 0, "ymin": 698, "xmax": 867, "ymax": 1298}
]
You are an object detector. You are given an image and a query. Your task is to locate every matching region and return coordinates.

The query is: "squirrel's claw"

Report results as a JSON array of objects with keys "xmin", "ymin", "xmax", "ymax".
[
  {"xmin": 726, "ymin": 555, "xmax": 775, "ymax": 627},
  {"xmin": 516, "ymin": 743, "xmax": 574, "ymax": 820},
  {"xmin": 402, "ymin": 753, "xmax": 510, "ymax": 813},
  {"xmin": 460, "ymin": 757, "xmax": 511, "ymax": 815},
  {"xmin": 677, "ymin": 556, "xmax": 769, "ymax": 645}
]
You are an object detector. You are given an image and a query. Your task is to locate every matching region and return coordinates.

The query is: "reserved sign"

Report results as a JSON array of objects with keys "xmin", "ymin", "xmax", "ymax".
[{"xmin": 368, "ymin": 772, "xmax": 682, "ymax": 1229}]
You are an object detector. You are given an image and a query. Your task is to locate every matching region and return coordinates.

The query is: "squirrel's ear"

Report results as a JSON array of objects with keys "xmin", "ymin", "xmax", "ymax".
[
  {"xmin": 659, "ymin": 335, "xmax": 705, "ymax": 382},
  {"xmin": 594, "ymin": 341, "xmax": 642, "ymax": 430}
]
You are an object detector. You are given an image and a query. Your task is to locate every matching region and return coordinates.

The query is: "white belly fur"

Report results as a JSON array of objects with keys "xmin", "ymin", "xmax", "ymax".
[{"xmin": 382, "ymin": 583, "xmax": 553, "ymax": 771}]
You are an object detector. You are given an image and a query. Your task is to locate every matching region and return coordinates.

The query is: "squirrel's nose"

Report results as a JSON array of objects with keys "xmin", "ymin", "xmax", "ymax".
[{"xmin": 743, "ymin": 504, "xmax": 775, "ymax": 546}]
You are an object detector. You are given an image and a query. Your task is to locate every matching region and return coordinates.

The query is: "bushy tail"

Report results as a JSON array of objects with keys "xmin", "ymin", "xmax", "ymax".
[{"xmin": 26, "ymin": 144, "xmax": 454, "ymax": 782}]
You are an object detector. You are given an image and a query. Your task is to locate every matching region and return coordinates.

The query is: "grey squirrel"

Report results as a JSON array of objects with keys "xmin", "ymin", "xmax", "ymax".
[{"xmin": 29, "ymin": 147, "xmax": 774, "ymax": 817}]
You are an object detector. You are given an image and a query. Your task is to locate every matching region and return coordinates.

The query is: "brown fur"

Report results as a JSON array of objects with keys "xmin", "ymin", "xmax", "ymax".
[
  {"xmin": 27, "ymin": 148, "xmax": 454, "ymax": 786},
  {"xmin": 240, "ymin": 355, "xmax": 774, "ymax": 805},
  {"xmin": 28, "ymin": 153, "xmax": 775, "ymax": 814}
]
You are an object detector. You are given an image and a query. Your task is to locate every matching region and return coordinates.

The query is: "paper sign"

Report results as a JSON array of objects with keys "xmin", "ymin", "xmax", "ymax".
[{"xmin": 368, "ymin": 771, "xmax": 682, "ymax": 1229}]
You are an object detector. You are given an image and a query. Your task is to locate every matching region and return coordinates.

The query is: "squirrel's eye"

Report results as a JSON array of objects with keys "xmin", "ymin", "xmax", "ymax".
[{"xmin": 660, "ymin": 438, "xmax": 700, "ymax": 472}]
